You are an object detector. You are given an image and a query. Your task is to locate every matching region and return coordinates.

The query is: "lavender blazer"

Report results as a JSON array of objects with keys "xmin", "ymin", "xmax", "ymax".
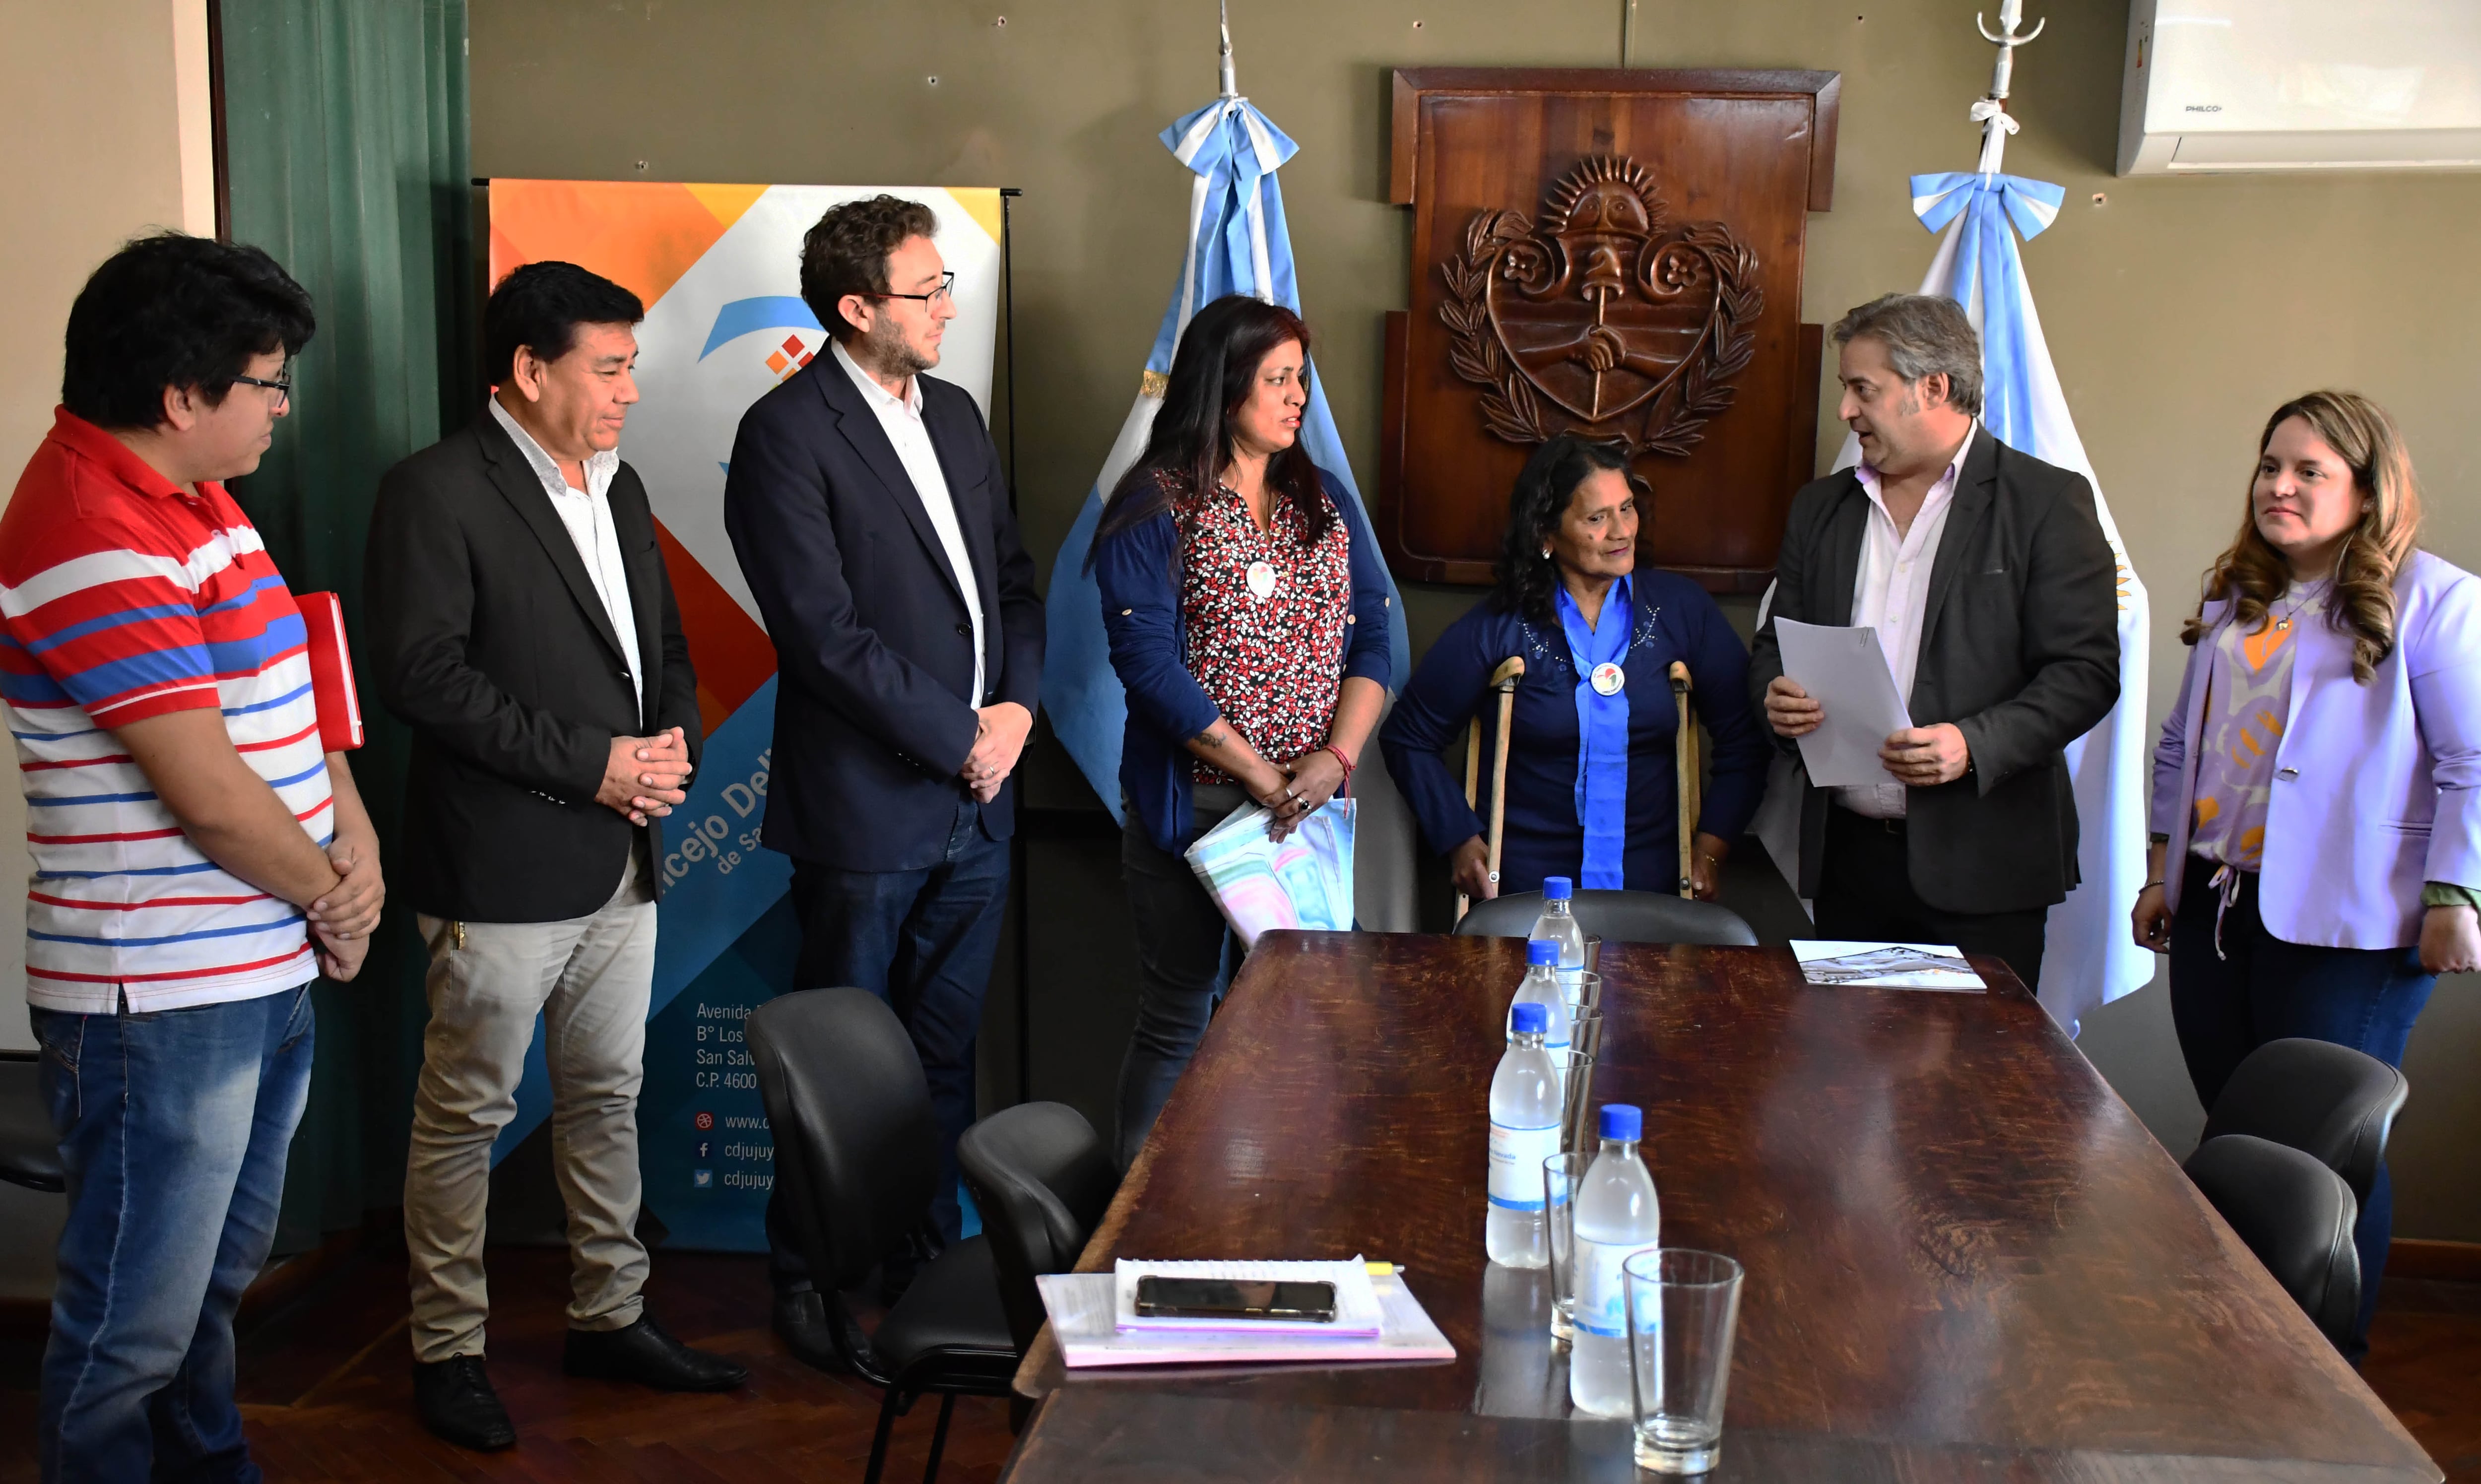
[{"xmin": 2151, "ymin": 549, "xmax": 2481, "ymax": 949}]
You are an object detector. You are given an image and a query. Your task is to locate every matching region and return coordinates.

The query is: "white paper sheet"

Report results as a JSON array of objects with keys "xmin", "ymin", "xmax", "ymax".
[
  {"xmin": 1038, "ymin": 1268, "xmax": 1456, "ymax": 1369},
  {"xmin": 1792, "ymin": 939, "xmax": 1986, "ymax": 991},
  {"xmin": 1773, "ymin": 618, "xmax": 1914, "ymax": 788}
]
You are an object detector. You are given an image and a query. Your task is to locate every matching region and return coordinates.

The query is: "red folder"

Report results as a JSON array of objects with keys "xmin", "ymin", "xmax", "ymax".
[{"xmin": 295, "ymin": 591, "xmax": 364, "ymax": 752}]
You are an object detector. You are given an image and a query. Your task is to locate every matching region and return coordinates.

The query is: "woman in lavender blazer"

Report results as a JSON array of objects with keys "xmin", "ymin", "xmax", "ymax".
[{"xmin": 2133, "ymin": 390, "xmax": 2481, "ymax": 1358}]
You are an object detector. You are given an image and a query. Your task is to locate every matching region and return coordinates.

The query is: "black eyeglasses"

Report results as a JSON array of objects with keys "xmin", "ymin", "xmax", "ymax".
[
  {"xmin": 230, "ymin": 373, "xmax": 292, "ymax": 407},
  {"xmin": 875, "ymin": 270, "xmax": 957, "ymax": 309}
]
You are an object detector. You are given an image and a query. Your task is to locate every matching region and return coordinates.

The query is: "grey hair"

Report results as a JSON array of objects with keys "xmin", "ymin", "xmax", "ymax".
[{"xmin": 1830, "ymin": 293, "xmax": 1984, "ymax": 418}]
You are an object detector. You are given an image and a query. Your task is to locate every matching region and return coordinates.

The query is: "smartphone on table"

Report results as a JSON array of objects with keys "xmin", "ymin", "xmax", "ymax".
[{"xmin": 1132, "ymin": 1277, "xmax": 1338, "ymax": 1322}]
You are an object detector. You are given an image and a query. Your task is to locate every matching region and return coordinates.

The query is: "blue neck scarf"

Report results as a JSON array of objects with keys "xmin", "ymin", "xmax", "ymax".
[{"xmin": 1555, "ymin": 576, "xmax": 1632, "ymax": 890}]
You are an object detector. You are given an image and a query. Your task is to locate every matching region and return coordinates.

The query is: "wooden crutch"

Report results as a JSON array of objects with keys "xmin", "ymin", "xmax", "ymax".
[
  {"xmin": 1670, "ymin": 660, "xmax": 1699, "ymax": 900},
  {"xmin": 1456, "ymin": 656, "xmax": 1527, "ymax": 924}
]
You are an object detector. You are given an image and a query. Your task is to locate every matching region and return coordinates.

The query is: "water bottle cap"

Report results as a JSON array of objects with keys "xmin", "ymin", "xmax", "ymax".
[
  {"xmin": 1526, "ymin": 939, "xmax": 1560, "ymax": 966},
  {"xmin": 1599, "ymin": 1103, "xmax": 1642, "ymax": 1141},
  {"xmin": 1511, "ymin": 1001, "xmax": 1549, "ymax": 1034},
  {"xmin": 1543, "ymin": 876, "xmax": 1574, "ymax": 901}
]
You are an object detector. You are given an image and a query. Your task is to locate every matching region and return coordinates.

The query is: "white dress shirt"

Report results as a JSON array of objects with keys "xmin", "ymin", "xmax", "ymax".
[
  {"xmin": 832, "ymin": 339, "xmax": 986, "ymax": 706},
  {"xmin": 489, "ymin": 396, "xmax": 643, "ymax": 710},
  {"xmin": 1838, "ymin": 429, "xmax": 1975, "ymax": 820}
]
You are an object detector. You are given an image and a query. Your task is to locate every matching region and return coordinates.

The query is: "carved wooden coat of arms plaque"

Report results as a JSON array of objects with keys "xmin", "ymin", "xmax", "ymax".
[{"xmin": 1380, "ymin": 69, "xmax": 1841, "ymax": 590}]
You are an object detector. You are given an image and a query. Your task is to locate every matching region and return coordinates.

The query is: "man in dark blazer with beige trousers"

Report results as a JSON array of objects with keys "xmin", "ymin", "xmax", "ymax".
[
  {"xmin": 367, "ymin": 261, "xmax": 746, "ymax": 1453},
  {"xmin": 1749, "ymin": 293, "xmax": 2120, "ymax": 990}
]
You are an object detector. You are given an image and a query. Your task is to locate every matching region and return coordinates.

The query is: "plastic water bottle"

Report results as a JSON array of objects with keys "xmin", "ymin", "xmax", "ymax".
[
  {"xmin": 1531, "ymin": 875, "xmax": 1588, "ymax": 998},
  {"xmin": 1486, "ymin": 1002, "xmax": 1562, "ymax": 1269},
  {"xmin": 1505, "ymin": 939, "xmax": 1573, "ymax": 1099},
  {"xmin": 1570, "ymin": 1103, "xmax": 1660, "ymax": 1417}
]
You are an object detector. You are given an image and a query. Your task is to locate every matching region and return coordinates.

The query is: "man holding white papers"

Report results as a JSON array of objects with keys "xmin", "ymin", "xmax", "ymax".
[{"xmin": 1749, "ymin": 294, "xmax": 2117, "ymax": 986}]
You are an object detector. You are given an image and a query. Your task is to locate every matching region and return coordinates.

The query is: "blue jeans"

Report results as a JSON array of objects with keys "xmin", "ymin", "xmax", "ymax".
[
  {"xmin": 32, "ymin": 982, "xmax": 317, "ymax": 1484},
  {"xmin": 767, "ymin": 794, "xmax": 1009, "ymax": 1287},
  {"xmin": 2168, "ymin": 857, "xmax": 2436, "ymax": 1361}
]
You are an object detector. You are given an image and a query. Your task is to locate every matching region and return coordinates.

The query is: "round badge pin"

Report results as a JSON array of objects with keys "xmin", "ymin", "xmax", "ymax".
[
  {"xmin": 1590, "ymin": 661, "xmax": 1626, "ymax": 696},
  {"xmin": 1245, "ymin": 560, "xmax": 1278, "ymax": 599}
]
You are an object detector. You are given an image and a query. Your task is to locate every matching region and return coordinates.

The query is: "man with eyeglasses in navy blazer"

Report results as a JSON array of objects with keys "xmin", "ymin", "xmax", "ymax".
[{"xmin": 722, "ymin": 195, "xmax": 1044, "ymax": 1371}]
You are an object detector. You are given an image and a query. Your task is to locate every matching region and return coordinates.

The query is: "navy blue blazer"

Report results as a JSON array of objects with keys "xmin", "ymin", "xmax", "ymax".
[
  {"xmin": 1378, "ymin": 574, "xmax": 1770, "ymax": 896},
  {"xmin": 723, "ymin": 354, "xmax": 1043, "ymax": 872},
  {"xmin": 1093, "ymin": 468, "xmax": 1394, "ymax": 855}
]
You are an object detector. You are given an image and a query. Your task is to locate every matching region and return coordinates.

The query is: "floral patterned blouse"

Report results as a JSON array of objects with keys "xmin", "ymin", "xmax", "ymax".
[
  {"xmin": 2190, "ymin": 583, "xmax": 2325, "ymax": 871},
  {"xmin": 1170, "ymin": 472, "xmax": 1354, "ymax": 785}
]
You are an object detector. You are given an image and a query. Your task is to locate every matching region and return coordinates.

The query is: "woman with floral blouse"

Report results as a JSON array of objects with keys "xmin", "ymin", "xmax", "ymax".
[{"xmin": 1090, "ymin": 295, "xmax": 1393, "ymax": 1166}]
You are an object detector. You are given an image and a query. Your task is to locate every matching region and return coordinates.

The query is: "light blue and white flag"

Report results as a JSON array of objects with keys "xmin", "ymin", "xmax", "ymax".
[
  {"xmin": 1901, "ymin": 169, "xmax": 2153, "ymax": 1034},
  {"xmin": 1042, "ymin": 86, "xmax": 1419, "ymax": 928}
]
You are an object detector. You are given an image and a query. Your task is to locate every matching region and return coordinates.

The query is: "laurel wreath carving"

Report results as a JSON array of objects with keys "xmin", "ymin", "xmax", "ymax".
[{"xmin": 1436, "ymin": 193, "xmax": 1763, "ymax": 458}]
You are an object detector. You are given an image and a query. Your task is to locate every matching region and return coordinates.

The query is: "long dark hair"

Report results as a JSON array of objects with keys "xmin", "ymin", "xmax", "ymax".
[
  {"xmin": 2182, "ymin": 390, "xmax": 2420, "ymax": 684},
  {"xmin": 1490, "ymin": 435, "xmax": 1643, "ymax": 625},
  {"xmin": 1090, "ymin": 295, "xmax": 1332, "ymax": 556}
]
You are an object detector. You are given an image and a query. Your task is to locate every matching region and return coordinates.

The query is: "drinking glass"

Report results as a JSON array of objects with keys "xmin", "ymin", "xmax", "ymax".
[
  {"xmin": 1623, "ymin": 1248, "xmax": 1744, "ymax": 1476},
  {"xmin": 1553, "ymin": 1045, "xmax": 1597, "ymax": 1150},
  {"xmin": 1564, "ymin": 969, "xmax": 1603, "ymax": 1018},
  {"xmin": 1541, "ymin": 1153, "xmax": 1593, "ymax": 1345}
]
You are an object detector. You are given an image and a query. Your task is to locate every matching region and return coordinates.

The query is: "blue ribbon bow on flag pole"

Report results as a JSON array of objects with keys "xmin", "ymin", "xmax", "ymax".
[{"xmin": 1042, "ymin": 91, "xmax": 1412, "ymax": 821}]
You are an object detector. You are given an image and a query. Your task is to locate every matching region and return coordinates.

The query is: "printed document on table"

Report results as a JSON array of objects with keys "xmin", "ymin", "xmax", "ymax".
[
  {"xmin": 1792, "ymin": 940, "xmax": 1986, "ymax": 991},
  {"xmin": 1773, "ymin": 618, "xmax": 1912, "ymax": 788}
]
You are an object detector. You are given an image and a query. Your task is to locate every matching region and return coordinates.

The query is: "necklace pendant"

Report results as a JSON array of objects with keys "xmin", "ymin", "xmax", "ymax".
[{"xmin": 2275, "ymin": 616, "xmax": 2290, "ymax": 631}]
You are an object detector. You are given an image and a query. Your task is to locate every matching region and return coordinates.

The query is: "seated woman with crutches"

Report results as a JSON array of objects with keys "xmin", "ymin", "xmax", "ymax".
[{"xmin": 1378, "ymin": 435, "xmax": 1771, "ymax": 907}]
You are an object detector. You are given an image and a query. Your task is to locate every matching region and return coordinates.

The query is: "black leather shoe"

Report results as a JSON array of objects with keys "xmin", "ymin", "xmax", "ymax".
[
  {"xmin": 563, "ymin": 1312, "xmax": 748, "ymax": 1392},
  {"xmin": 412, "ymin": 1355, "xmax": 517, "ymax": 1452},
  {"xmin": 773, "ymin": 1288, "xmax": 871, "ymax": 1374}
]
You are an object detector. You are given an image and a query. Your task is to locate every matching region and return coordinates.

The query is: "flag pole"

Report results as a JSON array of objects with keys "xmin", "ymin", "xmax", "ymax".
[
  {"xmin": 1218, "ymin": 0, "xmax": 1238, "ymax": 98},
  {"xmin": 1972, "ymin": 0, "xmax": 2045, "ymax": 175}
]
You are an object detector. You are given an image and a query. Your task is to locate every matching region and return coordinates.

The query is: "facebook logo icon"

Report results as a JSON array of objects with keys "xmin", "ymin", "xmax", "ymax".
[
  {"xmin": 696, "ymin": 1140, "xmax": 711, "ymax": 1160},
  {"xmin": 692, "ymin": 1169, "xmax": 713, "ymax": 1189}
]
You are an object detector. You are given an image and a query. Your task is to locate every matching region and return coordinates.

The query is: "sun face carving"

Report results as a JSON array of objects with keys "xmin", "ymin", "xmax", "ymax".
[{"xmin": 1436, "ymin": 155, "xmax": 1762, "ymax": 456}]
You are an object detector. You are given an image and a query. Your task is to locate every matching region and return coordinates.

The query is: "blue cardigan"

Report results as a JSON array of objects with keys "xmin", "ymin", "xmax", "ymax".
[
  {"xmin": 1094, "ymin": 468, "xmax": 1396, "ymax": 854},
  {"xmin": 1377, "ymin": 574, "xmax": 1770, "ymax": 895}
]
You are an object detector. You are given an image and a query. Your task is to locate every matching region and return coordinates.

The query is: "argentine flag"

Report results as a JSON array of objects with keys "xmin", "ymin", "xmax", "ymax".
[{"xmin": 1808, "ymin": 169, "xmax": 2154, "ymax": 1035}]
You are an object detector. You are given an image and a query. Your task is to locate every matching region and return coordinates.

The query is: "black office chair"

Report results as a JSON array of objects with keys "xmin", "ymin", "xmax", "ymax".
[
  {"xmin": 957, "ymin": 1102, "xmax": 1120, "ymax": 1357},
  {"xmin": 0, "ymin": 1051, "xmax": 64, "ymax": 1193},
  {"xmin": 2202, "ymin": 1038, "xmax": 2408, "ymax": 1210},
  {"xmin": 2184, "ymin": 1133, "xmax": 2361, "ymax": 1352},
  {"xmin": 1454, "ymin": 888, "xmax": 1758, "ymax": 947},
  {"xmin": 748, "ymin": 989, "xmax": 1017, "ymax": 1484}
]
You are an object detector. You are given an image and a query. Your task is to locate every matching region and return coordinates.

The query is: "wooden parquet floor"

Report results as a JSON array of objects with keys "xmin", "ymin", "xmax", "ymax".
[
  {"xmin": 0, "ymin": 1243, "xmax": 1018, "ymax": 1483},
  {"xmin": 0, "ymin": 1250, "xmax": 2473, "ymax": 1481}
]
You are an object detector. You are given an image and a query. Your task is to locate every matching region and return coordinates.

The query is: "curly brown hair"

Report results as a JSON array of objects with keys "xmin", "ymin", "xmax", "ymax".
[
  {"xmin": 798, "ymin": 194, "xmax": 938, "ymax": 343},
  {"xmin": 2184, "ymin": 390, "xmax": 2422, "ymax": 684}
]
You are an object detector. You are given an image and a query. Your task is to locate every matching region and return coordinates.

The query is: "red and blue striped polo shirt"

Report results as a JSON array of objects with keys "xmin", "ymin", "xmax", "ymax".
[{"xmin": 1, "ymin": 408, "xmax": 330, "ymax": 1013}]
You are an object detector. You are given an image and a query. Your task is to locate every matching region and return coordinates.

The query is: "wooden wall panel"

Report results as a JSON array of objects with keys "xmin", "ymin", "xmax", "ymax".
[{"xmin": 1380, "ymin": 68, "xmax": 1837, "ymax": 592}]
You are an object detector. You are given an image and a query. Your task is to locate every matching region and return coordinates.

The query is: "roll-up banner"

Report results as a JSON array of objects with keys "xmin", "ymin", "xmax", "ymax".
[{"xmin": 483, "ymin": 181, "xmax": 1004, "ymax": 1249}]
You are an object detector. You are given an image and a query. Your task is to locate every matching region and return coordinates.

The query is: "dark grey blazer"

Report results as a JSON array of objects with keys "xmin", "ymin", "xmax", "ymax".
[
  {"xmin": 366, "ymin": 411, "xmax": 702, "ymax": 922},
  {"xmin": 1747, "ymin": 425, "xmax": 2120, "ymax": 915}
]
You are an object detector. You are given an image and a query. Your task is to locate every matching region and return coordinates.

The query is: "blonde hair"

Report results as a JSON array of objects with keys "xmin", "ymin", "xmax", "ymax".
[{"xmin": 2183, "ymin": 390, "xmax": 2422, "ymax": 683}]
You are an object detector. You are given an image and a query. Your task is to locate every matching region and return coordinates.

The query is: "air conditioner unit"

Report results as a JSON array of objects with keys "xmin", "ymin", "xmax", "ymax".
[{"xmin": 2118, "ymin": 0, "xmax": 2481, "ymax": 174}]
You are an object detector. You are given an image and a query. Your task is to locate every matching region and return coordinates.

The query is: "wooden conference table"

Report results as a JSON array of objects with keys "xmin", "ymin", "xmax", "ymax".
[{"xmin": 1002, "ymin": 933, "xmax": 2439, "ymax": 1483}]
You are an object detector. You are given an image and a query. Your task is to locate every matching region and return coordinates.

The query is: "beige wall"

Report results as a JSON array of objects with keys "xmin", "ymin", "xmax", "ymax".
[
  {"xmin": 467, "ymin": 0, "xmax": 2481, "ymax": 1239},
  {"xmin": 0, "ymin": 0, "xmax": 213, "ymax": 1290},
  {"xmin": 0, "ymin": 0, "xmax": 215, "ymax": 1068}
]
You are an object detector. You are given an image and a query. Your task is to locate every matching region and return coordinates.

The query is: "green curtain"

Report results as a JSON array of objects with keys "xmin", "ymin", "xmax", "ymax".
[{"xmin": 220, "ymin": 0, "xmax": 474, "ymax": 1253}]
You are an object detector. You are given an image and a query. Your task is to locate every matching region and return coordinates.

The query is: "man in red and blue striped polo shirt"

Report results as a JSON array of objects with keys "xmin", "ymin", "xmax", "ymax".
[{"xmin": 5, "ymin": 234, "xmax": 384, "ymax": 1484}]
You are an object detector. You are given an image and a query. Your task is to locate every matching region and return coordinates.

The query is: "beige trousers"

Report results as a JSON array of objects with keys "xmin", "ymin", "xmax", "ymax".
[{"xmin": 404, "ymin": 851, "xmax": 656, "ymax": 1362}]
